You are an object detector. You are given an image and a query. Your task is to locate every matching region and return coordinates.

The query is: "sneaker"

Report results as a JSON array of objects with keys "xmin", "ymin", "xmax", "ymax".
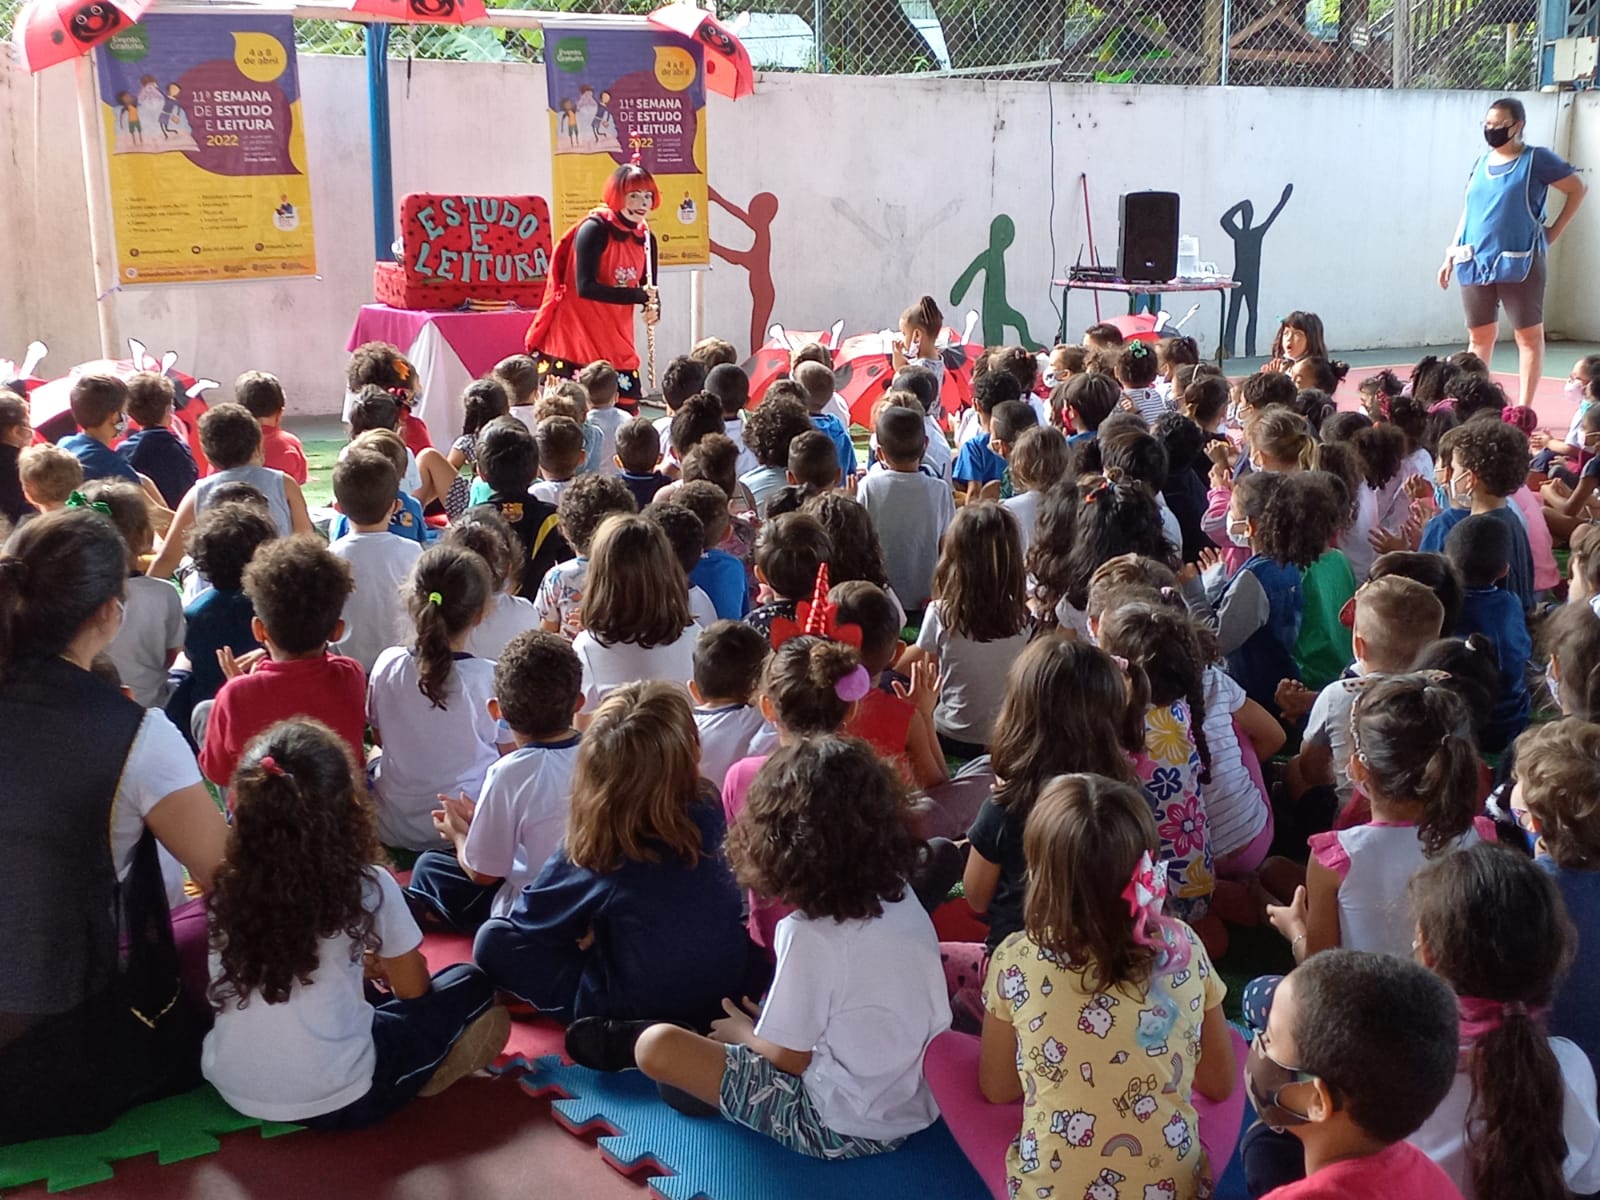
[
  {"xmin": 419, "ymin": 1005, "xmax": 511, "ymax": 1097},
  {"xmin": 657, "ymin": 1082, "xmax": 719, "ymax": 1117},
  {"xmin": 564, "ymin": 1017, "xmax": 659, "ymax": 1072}
]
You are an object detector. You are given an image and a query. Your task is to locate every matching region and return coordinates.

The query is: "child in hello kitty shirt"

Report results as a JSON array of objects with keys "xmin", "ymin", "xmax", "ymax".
[{"xmin": 977, "ymin": 774, "xmax": 1236, "ymax": 1200}]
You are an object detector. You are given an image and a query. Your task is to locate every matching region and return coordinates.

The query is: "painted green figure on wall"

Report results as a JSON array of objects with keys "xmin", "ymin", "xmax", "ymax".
[{"xmin": 951, "ymin": 214, "xmax": 1041, "ymax": 350}]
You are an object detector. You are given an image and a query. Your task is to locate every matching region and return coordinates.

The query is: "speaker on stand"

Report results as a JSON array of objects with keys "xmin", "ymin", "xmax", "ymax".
[{"xmin": 1118, "ymin": 191, "xmax": 1180, "ymax": 283}]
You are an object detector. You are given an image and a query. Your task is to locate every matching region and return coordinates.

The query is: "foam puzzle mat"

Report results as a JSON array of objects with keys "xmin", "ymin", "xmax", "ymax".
[
  {"xmin": 0, "ymin": 1085, "xmax": 299, "ymax": 1195},
  {"xmin": 500, "ymin": 1054, "xmax": 990, "ymax": 1200}
]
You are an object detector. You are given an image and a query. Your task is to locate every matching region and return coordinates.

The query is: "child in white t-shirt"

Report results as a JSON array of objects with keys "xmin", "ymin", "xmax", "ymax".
[
  {"xmin": 631, "ymin": 736, "xmax": 950, "ymax": 1157},
  {"xmin": 87, "ymin": 481, "xmax": 184, "ymax": 707},
  {"xmin": 446, "ymin": 509, "xmax": 539, "ymax": 663},
  {"xmin": 327, "ymin": 452, "xmax": 421, "ymax": 674},
  {"xmin": 368, "ymin": 545, "xmax": 510, "ymax": 850},
  {"xmin": 202, "ymin": 719, "xmax": 508, "ymax": 1128},
  {"xmin": 690, "ymin": 620, "xmax": 776, "ymax": 790},
  {"xmin": 533, "ymin": 474, "xmax": 638, "ymax": 641},
  {"xmin": 406, "ymin": 630, "xmax": 583, "ymax": 931}
]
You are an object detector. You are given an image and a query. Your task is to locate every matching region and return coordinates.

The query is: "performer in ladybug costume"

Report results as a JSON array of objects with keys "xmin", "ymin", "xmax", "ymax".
[{"xmin": 524, "ymin": 161, "xmax": 660, "ymax": 413}]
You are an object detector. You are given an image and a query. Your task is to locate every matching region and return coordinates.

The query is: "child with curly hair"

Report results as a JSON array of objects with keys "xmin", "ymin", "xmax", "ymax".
[
  {"xmin": 532, "ymin": 474, "xmax": 638, "ymax": 641},
  {"xmin": 202, "ymin": 719, "xmax": 506, "ymax": 1128},
  {"xmin": 739, "ymin": 393, "xmax": 815, "ymax": 518},
  {"xmin": 1419, "ymin": 418, "xmax": 1535, "ymax": 611},
  {"xmin": 1117, "ymin": 338, "xmax": 1171, "ymax": 424},
  {"xmin": 629, "ymin": 737, "xmax": 949, "ymax": 1158}
]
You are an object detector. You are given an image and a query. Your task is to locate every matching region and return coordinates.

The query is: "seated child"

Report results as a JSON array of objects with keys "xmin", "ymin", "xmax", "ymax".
[
  {"xmin": 573, "ymin": 513, "xmax": 700, "ymax": 709},
  {"xmin": 690, "ymin": 619, "xmax": 775, "ymax": 789},
  {"xmin": 952, "ymin": 373, "xmax": 1022, "ymax": 498},
  {"xmin": 766, "ymin": 430, "xmax": 840, "ymax": 518},
  {"xmin": 1266, "ymin": 674, "xmax": 1489, "ymax": 963},
  {"xmin": 328, "ymin": 429, "xmax": 427, "ymax": 546},
  {"xmin": 85, "ymin": 481, "xmax": 183, "ymax": 707},
  {"xmin": 703, "ymin": 363, "xmax": 756, "ymax": 475},
  {"xmin": 474, "ymin": 682, "xmax": 748, "ymax": 1027},
  {"xmin": 234, "ymin": 370, "xmax": 307, "ymax": 485},
  {"xmin": 1117, "ymin": 338, "xmax": 1171, "ymax": 423},
  {"xmin": 406, "ymin": 630, "xmax": 583, "ymax": 931},
  {"xmin": 964, "ymin": 635, "xmax": 1146, "ymax": 952},
  {"xmin": 857, "ymin": 406, "xmax": 955, "ymax": 610},
  {"xmin": 999, "ymin": 424, "xmax": 1067, "ymax": 560},
  {"xmin": 198, "ymin": 536, "xmax": 365, "ymax": 787},
  {"xmin": 532, "ymin": 415, "xmax": 587, "ymax": 505},
  {"xmin": 443, "ymin": 379, "xmax": 509, "ymax": 518},
  {"xmin": 902, "ymin": 503, "xmax": 1033, "ymax": 759},
  {"xmin": 632, "ymin": 736, "xmax": 950, "ymax": 1158},
  {"xmin": 343, "ymin": 385, "xmax": 431, "ymax": 499},
  {"xmin": 61, "ymin": 375, "xmax": 141, "ymax": 486},
  {"xmin": 579, "ymin": 361, "xmax": 630, "ymax": 477},
  {"xmin": 739, "ymin": 393, "xmax": 814, "ymax": 518},
  {"xmin": 982, "ymin": 400, "xmax": 1038, "ymax": 505},
  {"xmin": 647, "ymin": 502, "xmax": 719, "ymax": 628},
  {"xmin": 793, "ymin": 361, "xmax": 856, "ymax": 477},
  {"xmin": 118, "ymin": 372, "xmax": 197, "ymax": 508},
  {"xmin": 1101, "ymin": 426, "xmax": 1184, "ymax": 554},
  {"xmin": 1444, "ymin": 514, "xmax": 1531, "ymax": 751},
  {"xmin": 149, "ymin": 404, "xmax": 312, "ymax": 579},
  {"xmin": 1291, "ymin": 472, "xmax": 1357, "ymax": 692},
  {"xmin": 448, "ymin": 507, "xmax": 538, "ymax": 662},
  {"xmin": 492, "ymin": 353, "xmax": 542, "ymax": 437},
  {"xmin": 694, "ymin": 337, "xmax": 738, "ymax": 367},
  {"xmin": 615, "ymin": 416, "xmax": 671, "ymax": 510},
  {"xmin": 667, "ymin": 393, "xmax": 723, "ymax": 477},
  {"xmin": 978, "ymin": 773, "xmax": 1235, "ymax": 1200},
  {"xmin": 1281, "ymin": 576, "xmax": 1444, "ymax": 831},
  {"xmin": 165, "ymin": 501, "xmax": 275, "ymax": 739},
  {"xmin": 831, "ymin": 579, "xmax": 946, "ymax": 790},
  {"xmin": 202, "ymin": 718, "xmax": 507, "ymax": 1127},
  {"xmin": 475, "ymin": 416, "xmax": 574, "ymax": 600},
  {"xmin": 745, "ymin": 513, "xmax": 832, "ymax": 639},
  {"xmin": 1512, "ymin": 719, "xmax": 1600, "ymax": 1074},
  {"xmin": 1054, "ymin": 371, "xmax": 1120, "ymax": 445},
  {"xmin": 654, "ymin": 355, "xmax": 708, "ymax": 449},
  {"xmin": 891, "ymin": 366, "xmax": 954, "ymax": 481},
  {"xmin": 1084, "ymin": 321, "xmax": 1125, "ymax": 350},
  {"xmin": 0, "ymin": 390, "xmax": 32, "ymax": 524},
  {"xmin": 532, "ymin": 473, "xmax": 638, "ymax": 641},
  {"xmin": 347, "ymin": 340, "xmax": 435, "ymax": 460},
  {"xmin": 328, "ymin": 452, "xmax": 422, "ymax": 673},
  {"xmin": 1153, "ymin": 411, "xmax": 1210, "ymax": 561},
  {"xmin": 677, "ymin": 480, "xmax": 750, "ymax": 620},
  {"xmin": 369, "ymin": 546, "xmax": 507, "ymax": 850},
  {"xmin": 1420, "ymin": 418, "xmax": 1535, "ymax": 612},
  {"xmin": 19, "ymin": 443, "xmax": 82, "ymax": 516},
  {"xmin": 1408, "ymin": 842, "xmax": 1600, "ymax": 1197},
  {"xmin": 1241, "ymin": 950, "xmax": 1461, "ymax": 1199}
]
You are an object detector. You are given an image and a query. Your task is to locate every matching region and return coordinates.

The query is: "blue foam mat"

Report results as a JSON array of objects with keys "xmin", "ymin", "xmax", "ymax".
[{"xmin": 504, "ymin": 1055, "xmax": 990, "ymax": 1200}]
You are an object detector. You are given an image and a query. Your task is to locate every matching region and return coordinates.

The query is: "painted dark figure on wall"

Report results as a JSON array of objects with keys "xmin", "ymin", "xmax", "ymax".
[
  {"xmin": 710, "ymin": 187, "xmax": 779, "ymax": 356},
  {"xmin": 1220, "ymin": 183, "xmax": 1293, "ymax": 357},
  {"xmin": 951, "ymin": 214, "xmax": 1041, "ymax": 350}
]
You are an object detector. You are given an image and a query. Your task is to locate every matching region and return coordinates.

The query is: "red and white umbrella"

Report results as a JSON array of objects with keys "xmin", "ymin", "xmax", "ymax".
[
  {"xmin": 10, "ymin": 0, "xmax": 152, "ymax": 74},
  {"xmin": 647, "ymin": 3, "xmax": 754, "ymax": 99},
  {"xmin": 347, "ymin": 0, "xmax": 487, "ymax": 25},
  {"xmin": 742, "ymin": 320, "xmax": 844, "ymax": 406}
]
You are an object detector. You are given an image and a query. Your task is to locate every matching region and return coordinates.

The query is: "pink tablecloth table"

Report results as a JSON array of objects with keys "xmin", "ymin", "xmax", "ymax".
[{"xmin": 346, "ymin": 304, "xmax": 534, "ymax": 445}]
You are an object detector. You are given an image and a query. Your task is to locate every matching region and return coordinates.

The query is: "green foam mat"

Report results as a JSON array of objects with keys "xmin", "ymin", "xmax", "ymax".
[{"xmin": 0, "ymin": 1085, "xmax": 300, "ymax": 1194}]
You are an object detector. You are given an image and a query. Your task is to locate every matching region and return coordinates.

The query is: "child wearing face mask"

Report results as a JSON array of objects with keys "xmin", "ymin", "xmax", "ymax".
[
  {"xmin": 1528, "ymin": 355, "xmax": 1600, "ymax": 485},
  {"xmin": 1417, "ymin": 420, "xmax": 1535, "ymax": 611},
  {"xmin": 1541, "ymin": 402, "xmax": 1600, "ymax": 542},
  {"xmin": 1239, "ymin": 950, "xmax": 1461, "ymax": 1200}
]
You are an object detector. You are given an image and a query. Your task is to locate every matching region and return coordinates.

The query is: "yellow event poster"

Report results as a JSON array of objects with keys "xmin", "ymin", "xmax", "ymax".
[
  {"xmin": 95, "ymin": 15, "xmax": 316, "ymax": 285},
  {"xmin": 544, "ymin": 24, "xmax": 709, "ymax": 268}
]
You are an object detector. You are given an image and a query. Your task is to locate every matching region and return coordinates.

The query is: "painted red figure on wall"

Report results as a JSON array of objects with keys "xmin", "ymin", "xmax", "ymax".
[{"xmin": 710, "ymin": 187, "xmax": 779, "ymax": 355}]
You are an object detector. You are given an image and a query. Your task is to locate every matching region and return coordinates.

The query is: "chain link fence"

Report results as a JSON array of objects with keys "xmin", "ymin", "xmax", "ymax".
[{"xmin": 1, "ymin": 0, "xmax": 1540, "ymax": 87}]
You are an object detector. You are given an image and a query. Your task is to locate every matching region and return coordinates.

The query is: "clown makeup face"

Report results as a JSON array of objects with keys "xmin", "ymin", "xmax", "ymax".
[{"xmin": 622, "ymin": 190, "xmax": 655, "ymax": 224}]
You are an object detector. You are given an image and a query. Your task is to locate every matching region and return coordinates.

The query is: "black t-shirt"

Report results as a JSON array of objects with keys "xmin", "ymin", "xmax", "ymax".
[
  {"xmin": 967, "ymin": 793, "xmax": 1028, "ymax": 953},
  {"xmin": 0, "ymin": 443, "xmax": 32, "ymax": 525},
  {"xmin": 486, "ymin": 491, "xmax": 574, "ymax": 598}
]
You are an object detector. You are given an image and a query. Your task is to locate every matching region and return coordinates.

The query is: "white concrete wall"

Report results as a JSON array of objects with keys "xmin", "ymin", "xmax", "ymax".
[{"xmin": 0, "ymin": 54, "xmax": 1570, "ymax": 416}]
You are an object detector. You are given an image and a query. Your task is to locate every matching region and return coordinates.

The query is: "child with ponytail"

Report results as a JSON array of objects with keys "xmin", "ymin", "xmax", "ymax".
[
  {"xmin": 1266, "ymin": 674, "xmax": 1490, "ymax": 963},
  {"xmin": 368, "ymin": 545, "xmax": 507, "ymax": 850},
  {"xmin": 892, "ymin": 295, "xmax": 947, "ymax": 387},
  {"xmin": 1097, "ymin": 599, "xmax": 1222, "ymax": 947},
  {"xmin": 974, "ymin": 773, "xmax": 1236, "ymax": 1200},
  {"xmin": 202, "ymin": 718, "xmax": 507, "ymax": 1127},
  {"xmin": 1408, "ymin": 842, "xmax": 1600, "ymax": 1199}
]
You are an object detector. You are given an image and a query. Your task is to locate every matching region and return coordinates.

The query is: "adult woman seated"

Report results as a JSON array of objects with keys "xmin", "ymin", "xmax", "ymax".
[{"xmin": 0, "ymin": 508, "xmax": 228, "ymax": 1142}]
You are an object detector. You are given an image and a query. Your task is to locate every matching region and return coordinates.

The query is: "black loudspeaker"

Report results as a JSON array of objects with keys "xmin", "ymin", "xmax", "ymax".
[{"xmin": 1118, "ymin": 191, "xmax": 1180, "ymax": 283}]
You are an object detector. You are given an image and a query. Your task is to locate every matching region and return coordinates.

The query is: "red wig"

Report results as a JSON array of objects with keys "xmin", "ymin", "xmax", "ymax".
[{"xmin": 602, "ymin": 164, "xmax": 660, "ymax": 216}]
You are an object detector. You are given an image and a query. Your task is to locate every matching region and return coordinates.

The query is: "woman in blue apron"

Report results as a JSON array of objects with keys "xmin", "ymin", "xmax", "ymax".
[{"xmin": 1438, "ymin": 98, "xmax": 1586, "ymax": 410}]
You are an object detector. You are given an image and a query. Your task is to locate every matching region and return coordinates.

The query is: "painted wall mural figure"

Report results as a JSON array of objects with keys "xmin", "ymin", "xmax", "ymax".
[
  {"xmin": 951, "ymin": 214, "xmax": 1040, "ymax": 350},
  {"xmin": 709, "ymin": 187, "xmax": 779, "ymax": 356},
  {"xmin": 1220, "ymin": 183, "xmax": 1292, "ymax": 358}
]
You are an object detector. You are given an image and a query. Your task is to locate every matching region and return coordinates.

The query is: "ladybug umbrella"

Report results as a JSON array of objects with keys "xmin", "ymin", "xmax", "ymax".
[
  {"xmin": 741, "ymin": 320, "xmax": 844, "ymax": 406},
  {"xmin": 836, "ymin": 311, "xmax": 982, "ymax": 429},
  {"xmin": 647, "ymin": 3, "xmax": 755, "ymax": 100},
  {"xmin": 11, "ymin": 0, "xmax": 152, "ymax": 74},
  {"xmin": 347, "ymin": 0, "xmax": 488, "ymax": 24}
]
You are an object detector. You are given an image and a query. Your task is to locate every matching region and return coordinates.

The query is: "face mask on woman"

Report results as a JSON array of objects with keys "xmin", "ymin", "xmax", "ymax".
[{"xmin": 1484, "ymin": 124, "xmax": 1516, "ymax": 149}]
